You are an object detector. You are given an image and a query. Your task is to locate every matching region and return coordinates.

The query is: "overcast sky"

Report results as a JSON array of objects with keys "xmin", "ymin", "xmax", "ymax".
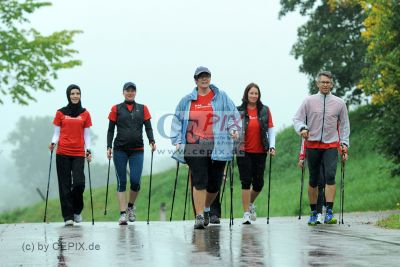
[{"xmin": 0, "ymin": 0, "xmax": 309, "ymax": 173}]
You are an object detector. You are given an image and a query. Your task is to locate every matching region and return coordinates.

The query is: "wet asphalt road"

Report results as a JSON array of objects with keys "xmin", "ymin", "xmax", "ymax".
[{"xmin": 0, "ymin": 212, "xmax": 399, "ymax": 266}]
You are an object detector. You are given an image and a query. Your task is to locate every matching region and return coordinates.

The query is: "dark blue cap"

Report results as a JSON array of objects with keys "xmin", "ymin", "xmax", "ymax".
[
  {"xmin": 194, "ymin": 66, "xmax": 211, "ymax": 78},
  {"xmin": 123, "ymin": 82, "xmax": 136, "ymax": 91}
]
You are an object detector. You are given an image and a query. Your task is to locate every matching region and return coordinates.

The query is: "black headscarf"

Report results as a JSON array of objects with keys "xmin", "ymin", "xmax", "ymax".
[{"xmin": 59, "ymin": 84, "xmax": 86, "ymax": 117}]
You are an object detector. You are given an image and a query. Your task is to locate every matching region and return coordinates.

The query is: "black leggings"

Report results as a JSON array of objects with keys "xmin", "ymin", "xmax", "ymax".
[
  {"xmin": 236, "ymin": 152, "xmax": 267, "ymax": 192},
  {"xmin": 185, "ymin": 155, "xmax": 226, "ymax": 192},
  {"xmin": 184, "ymin": 140, "xmax": 226, "ymax": 192},
  {"xmin": 306, "ymin": 148, "xmax": 338, "ymax": 187},
  {"xmin": 56, "ymin": 154, "xmax": 85, "ymax": 221},
  {"xmin": 317, "ymin": 162, "xmax": 326, "ymax": 213}
]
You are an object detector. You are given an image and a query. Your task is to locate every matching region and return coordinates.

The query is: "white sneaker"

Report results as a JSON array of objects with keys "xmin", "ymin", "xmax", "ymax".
[
  {"xmin": 65, "ymin": 220, "xmax": 74, "ymax": 226},
  {"xmin": 322, "ymin": 206, "xmax": 327, "ymax": 217},
  {"xmin": 119, "ymin": 213, "xmax": 128, "ymax": 225},
  {"xmin": 74, "ymin": 214, "xmax": 82, "ymax": 223},
  {"xmin": 249, "ymin": 205, "xmax": 257, "ymax": 221},
  {"xmin": 127, "ymin": 206, "xmax": 136, "ymax": 222},
  {"xmin": 317, "ymin": 213, "xmax": 324, "ymax": 224},
  {"xmin": 243, "ymin": 212, "xmax": 251, "ymax": 225}
]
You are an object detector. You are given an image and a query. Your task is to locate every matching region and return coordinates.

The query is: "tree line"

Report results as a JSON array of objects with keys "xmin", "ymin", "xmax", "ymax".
[
  {"xmin": 280, "ymin": 0, "xmax": 400, "ymax": 175},
  {"xmin": 1, "ymin": 1, "xmax": 399, "ymax": 174}
]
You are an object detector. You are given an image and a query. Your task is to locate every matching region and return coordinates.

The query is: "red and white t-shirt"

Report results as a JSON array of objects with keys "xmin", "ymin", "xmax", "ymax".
[
  {"xmin": 53, "ymin": 110, "xmax": 92, "ymax": 157},
  {"xmin": 244, "ymin": 107, "xmax": 273, "ymax": 153},
  {"xmin": 187, "ymin": 91, "xmax": 215, "ymax": 143}
]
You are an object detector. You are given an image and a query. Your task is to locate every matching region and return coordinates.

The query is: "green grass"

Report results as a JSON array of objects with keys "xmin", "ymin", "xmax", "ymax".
[
  {"xmin": 1, "ymin": 105, "xmax": 399, "ymax": 223},
  {"xmin": 377, "ymin": 214, "xmax": 400, "ymax": 229}
]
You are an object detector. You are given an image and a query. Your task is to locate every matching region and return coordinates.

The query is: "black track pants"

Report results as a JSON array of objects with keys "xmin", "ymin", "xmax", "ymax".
[{"xmin": 56, "ymin": 154, "xmax": 85, "ymax": 221}]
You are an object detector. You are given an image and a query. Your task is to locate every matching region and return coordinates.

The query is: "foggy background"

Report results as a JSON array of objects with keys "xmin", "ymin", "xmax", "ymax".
[{"xmin": 0, "ymin": 0, "xmax": 309, "ymax": 212}]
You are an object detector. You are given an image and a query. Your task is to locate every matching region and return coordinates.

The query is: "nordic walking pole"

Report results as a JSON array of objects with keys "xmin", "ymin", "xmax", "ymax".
[
  {"xmin": 170, "ymin": 162, "xmax": 180, "ymax": 221},
  {"xmin": 104, "ymin": 158, "xmax": 111, "ymax": 215},
  {"xmin": 220, "ymin": 161, "xmax": 230, "ymax": 202},
  {"xmin": 339, "ymin": 161, "xmax": 342, "ymax": 224},
  {"xmin": 183, "ymin": 168, "xmax": 190, "ymax": 220},
  {"xmin": 190, "ymin": 171, "xmax": 196, "ymax": 218},
  {"xmin": 44, "ymin": 150, "xmax": 54, "ymax": 223},
  {"xmin": 340, "ymin": 158, "xmax": 346, "ymax": 224},
  {"xmin": 267, "ymin": 155, "xmax": 272, "ymax": 224},
  {"xmin": 298, "ymin": 138, "xmax": 306, "ymax": 220},
  {"xmin": 147, "ymin": 150, "xmax": 154, "ymax": 224},
  {"xmin": 221, "ymin": 162, "xmax": 230, "ymax": 219},
  {"xmin": 87, "ymin": 159, "xmax": 94, "ymax": 225},
  {"xmin": 229, "ymin": 159, "xmax": 234, "ymax": 227},
  {"xmin": 299, "ymin": 162, "xmax": 305, "ymax": 220}
]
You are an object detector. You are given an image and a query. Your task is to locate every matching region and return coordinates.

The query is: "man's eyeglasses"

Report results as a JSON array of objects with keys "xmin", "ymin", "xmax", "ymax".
[{"xmin": 318, "ymin": 81, "xmax": 332, "ymax": 85}]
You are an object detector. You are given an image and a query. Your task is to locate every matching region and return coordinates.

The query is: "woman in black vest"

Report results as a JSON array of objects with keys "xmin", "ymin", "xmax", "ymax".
[
  {"xmin": 236, "ymin": 83, "xmax": 276, "ymax": 224},
  {"xmin": 107, "ymin": 82, "xmax": 156, "ymax": 225}
]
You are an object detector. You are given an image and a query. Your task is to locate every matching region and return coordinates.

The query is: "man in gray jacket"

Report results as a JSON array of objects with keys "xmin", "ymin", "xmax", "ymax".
[{"xmin": 293, "ymin": 71, "xmax": 350, "ymax": 225}]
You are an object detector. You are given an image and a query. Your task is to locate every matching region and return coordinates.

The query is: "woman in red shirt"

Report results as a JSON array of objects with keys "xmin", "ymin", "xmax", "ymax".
[
  {"xmin": 107, "ymin": 82, "xmax": 156, "ymax": 225},
  {"xmin": 236, "ymin": 83, "xmax": 276, "ymax": 224},
  {"xmin": 171, "ymin": 66, "xmax": 240, "ymax": 229},
  {"xmin": 49, "ymin": 84, "xmax": 92, "ymax": 226}
]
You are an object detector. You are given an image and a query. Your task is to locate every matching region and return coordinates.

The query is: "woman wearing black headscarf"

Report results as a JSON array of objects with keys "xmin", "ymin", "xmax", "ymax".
[{"xmin": 49, "ymin": 84, "xmax": 92, "ymax": 226}]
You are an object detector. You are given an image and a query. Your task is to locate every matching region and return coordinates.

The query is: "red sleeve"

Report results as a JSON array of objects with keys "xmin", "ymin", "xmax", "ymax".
[
  {"xmin": 53, "ymin": 111, "xmax": 62, "ymax": 126},
  {"xmin": 143, "ymin": 105, "xmax": 151, "ymax": 121},
  {"xmin": 268, "ymin": 108, "xmax": 274, "ymax": 128},
  {"xmin": 108, "ymin": 105, "xmax": 117, "ymax": 122},
  {"xmin": 84, "ymin": 111, "xmax": 92, "ymax": 128}
]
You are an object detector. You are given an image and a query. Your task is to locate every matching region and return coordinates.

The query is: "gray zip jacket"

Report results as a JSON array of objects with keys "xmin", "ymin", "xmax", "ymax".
[{"xmin": 293, "ymin": 92, "xmax": 350, "ymax": 147}]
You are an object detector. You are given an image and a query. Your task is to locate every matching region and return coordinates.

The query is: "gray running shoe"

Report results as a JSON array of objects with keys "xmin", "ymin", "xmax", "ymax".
[
  {"xmin": 119, "ymin": 213, "xmax": 128, "ymax": 225},
  {"xmin": 249, "ymin": 205, "xmax": 257, "ymax": 221},
  {"xmin": 210, "ymin": 215, "xmax": 220, "ymax": 224},
  {"xmin": 74, "ymin": 213, "xmax": 82, "ymax": 223},
  {"xmin": 204, "ymin": 211, "xmax": 210, "ymax": 226},
  {"xmin": 194, "ymin": 214, "xmax": 205, "ymax": 229},
  {"xmin": 127, "ymin": 206, "xmax": 136, "ymax": 222}
]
